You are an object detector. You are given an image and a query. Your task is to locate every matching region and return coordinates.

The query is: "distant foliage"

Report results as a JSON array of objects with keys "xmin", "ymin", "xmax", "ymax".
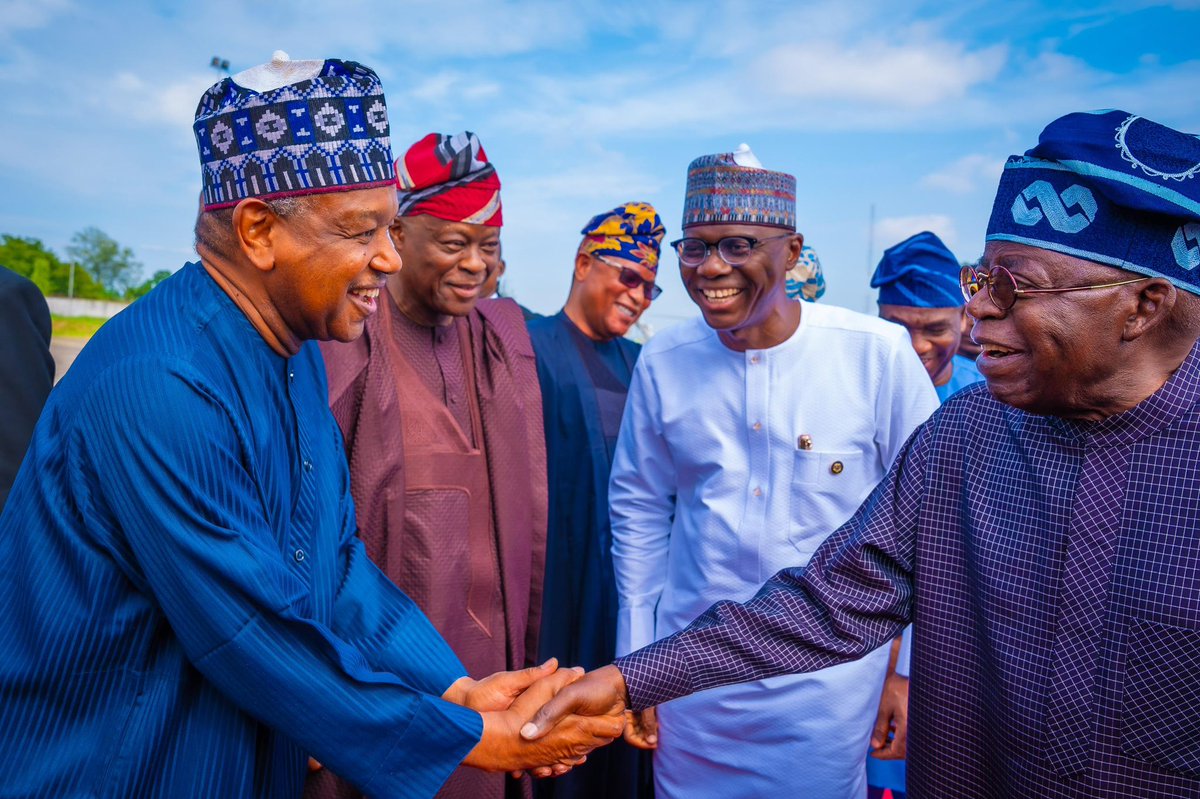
[
  {"xmin": 0, "ymin": 230, "xmax": 161, "ymax": 301},
  {"xmin": 125, "ymin": 270, "xmax": 173, "ymax": 301},
  {"xmin": 66, "ymin": 227, "xmax": 143, "ymax": 297},
  {"xmin": 0, "ymin": 235, "xmax": 107, "ymax": 298}
]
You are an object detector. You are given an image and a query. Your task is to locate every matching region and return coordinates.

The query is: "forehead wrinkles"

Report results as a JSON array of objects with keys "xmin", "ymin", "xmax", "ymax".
[{"xmin": 987, "ymin": 243, "xmax": 1128, "ymax": 285}]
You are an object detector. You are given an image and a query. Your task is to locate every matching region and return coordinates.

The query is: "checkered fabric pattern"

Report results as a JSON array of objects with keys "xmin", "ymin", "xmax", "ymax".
[
  {"xmin": 617, "ymin": 341, "xmax": 1200, "ymax": 798},
  {"xmin": 682, "ymin": 152, "xmax": 796, "ymax": 230},
  {"xmin": 194, "ymin": 59, "xmax": 394, "ymax": 210}
]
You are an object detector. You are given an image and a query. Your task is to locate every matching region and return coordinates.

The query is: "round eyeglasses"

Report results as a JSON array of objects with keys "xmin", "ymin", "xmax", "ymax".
[
  {"xmin": 671, "ymin": 234, "xmax": 793, "ymax": 268},
  {"xmin": 594, "ymin": 255, "xmax": 662, "ymax": 300},
  {"xmin": 959, "ymin": 264, "xmax": 1151, "ymax": 312}
]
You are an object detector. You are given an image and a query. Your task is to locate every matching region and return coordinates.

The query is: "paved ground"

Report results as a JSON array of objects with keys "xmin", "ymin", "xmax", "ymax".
[{"xmin": 50, "ymin": 337, "xmax": 86, "ymax": 384}]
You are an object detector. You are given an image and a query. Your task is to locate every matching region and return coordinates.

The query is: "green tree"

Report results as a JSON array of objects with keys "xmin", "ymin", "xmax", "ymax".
[
  {"xmin": 125, "ymin": 269, "xmax": 173, "ymax": 301},
  {"xmin": 66, "ymin": 227, "xmax": 142, "ymax": 297},
  {"xmin": 0, "ymin": 235, "xmax": 106, "ymax": 298}
]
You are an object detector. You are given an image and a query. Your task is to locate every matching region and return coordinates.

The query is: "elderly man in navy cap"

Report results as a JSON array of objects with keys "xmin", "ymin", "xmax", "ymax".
[
  {"xmin": 0, "ymin": 54, "xmax": 620, "ymax": 799},
  {"xmin": 526, "ymin": 109, "xmax": 1200, "ymax": 798}
]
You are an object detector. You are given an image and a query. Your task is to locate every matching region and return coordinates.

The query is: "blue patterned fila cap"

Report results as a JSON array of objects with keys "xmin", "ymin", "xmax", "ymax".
[
  {"xmin": 986, "ymin": 110, "xmax": 1200, "ymax": 295},
  {"xmin": 193, "ymin": 52, "xmax": 395, "ymax": 210}
]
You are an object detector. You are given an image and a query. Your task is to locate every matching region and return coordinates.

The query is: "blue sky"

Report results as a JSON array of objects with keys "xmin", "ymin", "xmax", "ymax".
[{"xmin": 2, "ymin": 0, "xmax": 1198, "ymax": 330}]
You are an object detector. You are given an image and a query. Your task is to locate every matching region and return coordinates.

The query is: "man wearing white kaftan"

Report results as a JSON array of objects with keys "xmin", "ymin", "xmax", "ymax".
[{"xmin": 610, "ymin": 146, "xmax": 937, "ymax": 798}]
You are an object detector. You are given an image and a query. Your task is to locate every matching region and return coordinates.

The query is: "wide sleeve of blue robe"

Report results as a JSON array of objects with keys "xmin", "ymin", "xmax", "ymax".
[{"xmin": 73, "ymin": 352, "xmax": 482, "ymax": 796}]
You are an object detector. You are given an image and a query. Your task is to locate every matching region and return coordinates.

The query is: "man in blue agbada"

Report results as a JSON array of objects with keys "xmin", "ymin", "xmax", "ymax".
[
  {"xmin": 527, "ymin": 110, "xmax": 1200, "ymax": 799},
  {"xmin": 873, "ymin": 231, "xmax": 984, "ymax": 403},
  {"xmin": 0, "ymin": 53, "xmax": 621, "ymax": 798},
  {"xmin": 528, "ymin": 202, "xmax": 664, "ymax": 799}
]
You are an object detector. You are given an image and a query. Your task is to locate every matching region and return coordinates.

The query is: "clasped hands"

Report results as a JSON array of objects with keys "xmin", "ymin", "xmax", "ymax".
[{"xmin": 447, "ymin": 661, "xmax": 650, "ymax": 779}]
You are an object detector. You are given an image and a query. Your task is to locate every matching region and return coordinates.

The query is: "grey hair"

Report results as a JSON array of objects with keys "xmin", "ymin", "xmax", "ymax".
[{"xmin": 194, "ymin": 195, "xmax": 318, "ymax": 260}]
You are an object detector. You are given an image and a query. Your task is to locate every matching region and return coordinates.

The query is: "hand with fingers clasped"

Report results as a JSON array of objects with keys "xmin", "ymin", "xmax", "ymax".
[
  {"xmin": 455, "ymin": 660, "xmax": 626, "ymax": 778},
  {"xmin": 518, "ymin": 663, "xmax": 634, "ymax": 775},
  {"xmin": 623, "ymin": 706, "xmax": 658, "ymax": 750}
]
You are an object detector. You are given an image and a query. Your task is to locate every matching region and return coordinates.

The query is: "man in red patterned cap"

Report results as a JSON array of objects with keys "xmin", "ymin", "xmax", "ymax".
[{"xmin": 318, "ymin": 132, "xmax": 548, "ymax": 799}]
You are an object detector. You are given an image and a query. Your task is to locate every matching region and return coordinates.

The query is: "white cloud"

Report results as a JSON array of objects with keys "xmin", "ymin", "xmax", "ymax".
[
  {"xmin": 751, "ymin": 39, "xmax": 1007, "ymax": 107},
  {"xmin": 0, "ymin": 0, "xmax": 72, "ymax": 36},
  {"xmin": 920, "ymin": 154, "xmax": 1005, "ymax": 194},
  {"xmin": 875, "ymin": 215, "xmax": 959, "ymax": 254},
  {"xmin": 406, "ymin": 71, "xmax": 504, "ymax": 105},
  {"xmin": 111, "ymin": 71, "xmax": 217, "ymax": 129}
]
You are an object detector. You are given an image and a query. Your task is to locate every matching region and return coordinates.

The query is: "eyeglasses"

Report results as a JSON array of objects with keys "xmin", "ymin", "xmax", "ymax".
[
  {"xmin": 959, "ymin": 264, "xmax": 1151, "ymax": 312},
  {"xmin": 670, "ymin": 234, "xmax": 793, "ymax": 268},
  {"xmin": 594, "ymin": 255, "xmax": 662, "ymax": 300}
]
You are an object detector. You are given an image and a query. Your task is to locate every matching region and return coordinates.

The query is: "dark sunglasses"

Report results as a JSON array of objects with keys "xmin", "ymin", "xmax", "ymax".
[
  {"xmin": 960, "ymin": 264, "xmax": 1150, "ymax": 312},
  {"xmin": 670, "ymin": 234, "xmax": 793, "ymax": 268},
  {"xmin": 594, "ymin": 255, "xmax": 662, "ymax": 300}
]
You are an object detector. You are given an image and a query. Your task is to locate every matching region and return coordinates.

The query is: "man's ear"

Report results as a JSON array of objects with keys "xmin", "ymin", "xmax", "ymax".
[
  {"xmin": 787, "ymin": 232, "xmax": 804, "ymax": 264},
  {"xmin": 574, "ymin": 251, "xmax": 592, "ymax": 282},
  {"xmin": 233, "ymin": 199, "xmax": 279, "ymax": 273},
  {"xmin": 389, "ymin": 217, "xmax": 406, "ymax": 254},
  {"xmin": 1124, "ymin": 278, "xmax": 1176, "ymax": 342}
]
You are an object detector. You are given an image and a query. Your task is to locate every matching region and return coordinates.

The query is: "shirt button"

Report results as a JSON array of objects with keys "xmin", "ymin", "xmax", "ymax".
[
  {"xmin": 294, "ymin": 549, "xmax": 306, "ymax": 562},
  {"xmin": 752, "ymin": 421, "xmax": 762, "ymax": 432},
  {"xmin": 830, "ymin": 461, "xmax": 844, "ymax": 475},
  {"xmin": 288, "ymin": 370, "xmax": 295, "ymax": 381},
  {"xmin": 302, "ymin": 459, "xmax": 313, "ymax": 472},
  {"xmin": 753, "ymin": 486, "xmax": 763, "ymax": 497},
  {"xmin": 749, "ymin": 355, "xmax": 761, "ymax": 364}
]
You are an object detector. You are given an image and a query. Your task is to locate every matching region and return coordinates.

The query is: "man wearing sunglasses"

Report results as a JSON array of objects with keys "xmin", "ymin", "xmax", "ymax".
[
  {"xmin": 604, "ymin": 146, "xmax": 937, "ymax": 798},
  {"xmin": 527, "ymin": 202, "xmax": 664, "ymax": 799},
  {"xmin": 526, "ymin": 110, "xmax": 1200, "ymax": 798}
]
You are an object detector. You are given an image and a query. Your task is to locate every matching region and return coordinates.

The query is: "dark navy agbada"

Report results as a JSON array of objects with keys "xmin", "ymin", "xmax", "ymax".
[
  {"xmin": 529, "ymin": 311, "xmax": 651, "ymax": 799},
  {"xmin": 0, "ymin": 263, "xmax": 480, "ymax": 798}
]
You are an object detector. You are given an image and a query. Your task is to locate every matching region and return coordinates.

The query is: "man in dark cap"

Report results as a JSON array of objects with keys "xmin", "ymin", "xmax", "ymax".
[
  {"xmin": 0, "ymin": 54, "xmax": 619, "ymax": 799},
  {"xmin": 528, "ymin": 202, "xmax": 665, "ymax": 799},
  {"xmin": 318, "ymin": 130, "xmax": 549, "ymax": 799},
  {"xmin": 527, "ymin": 109, "xmax": 1200, "ymax": 798},
  {"xmin": 866, "ymin": 230, "xmax": 986, "ymax": 797},
  {"xmin": 873, "ymin": 230, "xmax": 984, "ymax": 402}
]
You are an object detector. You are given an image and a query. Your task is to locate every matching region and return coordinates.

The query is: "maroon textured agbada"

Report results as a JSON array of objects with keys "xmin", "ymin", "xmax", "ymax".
[{"xmin": 306, "ymin": 295, "xmax": 547, "ymax": 799}]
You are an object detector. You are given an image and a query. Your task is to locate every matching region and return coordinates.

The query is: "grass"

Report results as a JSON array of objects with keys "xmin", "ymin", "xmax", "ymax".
[{"xmin": 51, "ymin": 315, "xmax": 108, "ymax": 340}]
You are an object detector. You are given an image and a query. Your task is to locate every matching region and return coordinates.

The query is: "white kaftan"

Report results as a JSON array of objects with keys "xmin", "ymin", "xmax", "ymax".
[{"xmin": 611, "ymin": 303, "xmax": 938, "ymax": 798}]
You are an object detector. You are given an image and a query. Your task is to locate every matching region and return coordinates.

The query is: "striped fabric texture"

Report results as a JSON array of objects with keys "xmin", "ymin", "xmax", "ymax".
[
  {"xmin": 0, "ymin": 262, "xmax": 480, "ymax": 798},
  {"xmin": 618, "ymin": 342, "xmax": 1200, "ymax": 798}
]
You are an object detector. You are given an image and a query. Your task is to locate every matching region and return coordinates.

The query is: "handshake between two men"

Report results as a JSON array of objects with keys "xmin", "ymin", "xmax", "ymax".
[{"xmin": 447, "ymin": 661, "xmax": 642, "ymax": 778}]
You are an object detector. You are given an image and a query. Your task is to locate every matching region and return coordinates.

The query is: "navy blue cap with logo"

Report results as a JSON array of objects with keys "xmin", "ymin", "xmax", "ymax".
[{"xmin": 985, "ymin": 109, "xmax": 1200, "ymax": 295}]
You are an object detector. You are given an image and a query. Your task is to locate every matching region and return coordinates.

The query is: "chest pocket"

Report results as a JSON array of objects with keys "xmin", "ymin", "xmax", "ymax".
[
  {"xmin": 789, "ymin": 449, "xmax": 865, "ymax": 557},
  {"xmin": 1121, "ymin": 617, "xmax": 1200, "ymax": 777}
]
